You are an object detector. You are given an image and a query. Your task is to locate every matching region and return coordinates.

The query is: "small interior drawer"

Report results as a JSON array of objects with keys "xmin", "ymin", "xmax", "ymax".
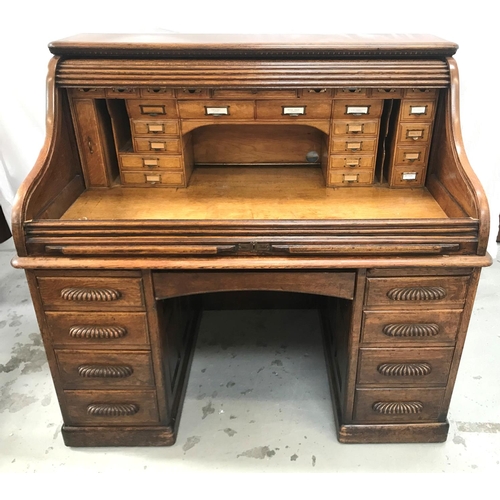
[
  {"xmin": 330, "ymin": 137, "xmax": 377, "ymax": 153},
  {"xmin": 333, "ymin": 100, "xmax": 383, "ymax": 119},
  {"xmin": 400, "ymin": 100, "xmax": 436, "ymax": 121},
  {"xmin": 126, "ymin": 100, "xmax": 178, "ymax": 120},
  {"xmin": 332, "ymin": 120, "xmax": 379, "ymax": 136},
  {"xmin": 394, "ymin": 145, "xmax": 428, "ymax": 166},
  {"xmin": 389, "ymin": 165, "xmax": 426, "ymax": 187},
  {"xmin": 119, "ymin": 154, "xmax": 182, "ymax": 171},
  {"xmin": 398, "ymin": 123, "xmax": 432, "ymax": 143},
  {"xmin": 133, "ymin": 138, "xmax": 181, "ymax": 154},
  {"xmin": 329, "ymin": 155, "xmax": 375, "ymax": 170},
  {"xmin": 131, "ymin": 120, "xmax": 180, "ymax": 136},
  {"xmin": 328, "ymin": 169, "xmax": 374, "ymax": 186},
  {"xmin": 121, "ymin": 170, "xmax": 185, "ymax": 186}
]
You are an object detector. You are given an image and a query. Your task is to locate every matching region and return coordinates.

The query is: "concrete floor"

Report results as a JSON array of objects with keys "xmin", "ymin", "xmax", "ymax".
[{"xmin": 1, "ymin": 237, "xmax": 499, "ymax": 474}]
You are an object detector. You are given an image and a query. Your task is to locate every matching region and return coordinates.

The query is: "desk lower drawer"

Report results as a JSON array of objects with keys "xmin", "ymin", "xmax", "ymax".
[
  {"xmin": 64, "ymin": 390, "xmax": 160, "ymax": 426},
  {"xmin": 121, "ymin": 170, "xmax": 185, "ymax": 186},
  {"xmin": 353, "ymin": 387, "xmax": 446, "ymax": 423},
  {"xmin": 56, "ymin": 350, "xmax": 155, "ymax": 389},
  {"xmin": 357, "ymin": 347, "xmax": 454, "ymax": 387}
]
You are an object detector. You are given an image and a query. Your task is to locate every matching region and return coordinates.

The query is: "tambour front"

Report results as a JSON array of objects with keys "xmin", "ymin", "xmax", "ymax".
[{"xmin": 12, "ymin": 34, "xmax": 491, "ymax": 446}]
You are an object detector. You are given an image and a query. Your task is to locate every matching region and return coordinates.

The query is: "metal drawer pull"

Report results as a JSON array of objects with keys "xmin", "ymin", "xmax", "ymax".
[
  {"xmin": 406, "ymin": 129, "xmax": 424, "ymax": 140},
  {"xmin": 149, "ymin": 141, "xmax": 166, "ymax": 150},
  {"xmin": 346, "ymin": 105, "xmax": 369, "ymax": 115},
  {"xmin": 386, "ymin": 286, "xmax": 446, "ymax": 301},
  {"xmin": 143, "ymin": 159, "xmax": 159, "ymax": 168},
  {"xmin": 205, "ymin": 106, "xmax": 229, "ymax": 116},
  {"xmin": 382, "ymin": 323, "xmax": 440, "ymax": 337},
  {"xmin": 140, "ymin": 105, "xmax": 165, "ymax": 116},
  {"xmin": 409, "ymin": 105, "xmax": 427, "ymax": 115},
  {"xmin": 69, "ymin": 325, "xmax": 128, "ymax": 339},
  {"xmin": 401, "ymin": 171, "xmax": 418, "ymax": 181},
  {"xmin": 147, "ymin": 123, "xmax": 164, "ymax": 133},
  {"xmin": 87, "ymin": 403, "xmax": 139, "ymax": 417},
  {"xmin": 61, "ymin": 287, "xmax": 121, "ymax": 302},
  {"xmin": 403, "ymin": 152, "xmax": 420, "ymax": 161},
  {"xmin": 377, "ymin": 362, "xmax": 432, "ymax": 377},
  {"xmin": 372, "ymin": 401, "xmax": 423, "ymax": 415},
  {"xmin": 343, "ymin": 174, "xmax": 359, "ymax": 183},
  {"xmin": 78, "ymin": 365, "xmax": 134, "ymax": 378},
  {"xmin": 283, "ymin": 106, "xmax": 305, "ymax": 116},
  {"xmin": 345, "ymin": 158, "xmax": 360, "ymax": 168},
  {"xmin": 346, "ymin": 141, "xmax": 362, "ymax": 151},
  {"xmin": 347, "ymin": 123, "xmax": 363, "ymax": 134}
]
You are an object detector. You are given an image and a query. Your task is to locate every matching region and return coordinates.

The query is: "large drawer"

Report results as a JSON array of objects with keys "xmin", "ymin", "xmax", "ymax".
[
  {"xmin": 361, "ymin": 309, "xmax": 462, "ymax": 345},
  {"xmin": 353, "ymin": 387, "xmax": 446, "ymax": 423},
  {"xmin": 178, "ymin": 100, "xmax": 254, "ymax": 119},
  {"xmin": 37, "ymin": 276, "xmax": 145, "ymax": 310},
  {"xmin": 56, "ymin": 350, "xmax": 155, "ymax": 389},
  {"xmin": 256, "ymin": 100, "xmax": 331, "ymax": 119},
  {"xmin": 365, "ymin": 276, "xmax": 470, "ymax": 309},
  {"xmin": 46, "ymin": 311, "xmax": 150, "ymax": 348},
  {"xmin": 357, "ymin": 347, "xmax": 454, "ymax": 387},
  {"xmin": 64, "ymin": 390, "xmax": 160, "ymax": 426}
]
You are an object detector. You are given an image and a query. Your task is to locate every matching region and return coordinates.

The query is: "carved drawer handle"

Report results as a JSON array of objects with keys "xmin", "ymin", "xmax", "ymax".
[
  {"xmin": 383, "ymin": 323, "xmax": 440, "ymax": 337},
  {"xmin": 78, "ymin": 365, "xmax": 134, "ymax": 378},
  {"xmin": 87, "ymin": 403, "xmax": 139, "ymax": 417},
  {"xmin": 377, "ymin": 362, "xmax": 432, "ymax": 377},
  {"xmin": 372, "ymin": 401, "xmax": 423, "ymax": 414},
  {"xmin": 386, "ymin": 286, "xmax": 446, "ymax": 301},
  {"xmin": 69, "ymin": 325, "xmax": 128, "ymax": 339},
  {"xmin": 60, "ymin": 287, "xmax": 121, "ymax": 302}
]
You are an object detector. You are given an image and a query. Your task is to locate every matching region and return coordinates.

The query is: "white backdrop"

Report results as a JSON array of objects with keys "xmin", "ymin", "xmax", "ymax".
[{"xmin": 1, "ymin": 0, "xmax": 498, "ymax": 254}]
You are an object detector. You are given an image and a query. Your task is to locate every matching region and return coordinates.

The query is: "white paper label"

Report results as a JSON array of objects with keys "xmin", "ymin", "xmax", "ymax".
[
  {"xmin": 402, "ymin": 172, "xmax": 418, "ymax": 180},
  {"xmin": 283, "ymin": 106, "xmax": 305, "ymax": 115},
  {"xmin": 410, "ymin": 105, "xmax": 427, "ymax": 115},
  {"xmin": 346, "ymin": 106, "xmax": 369, "ymax": 115},
  {"xmin": 206, "ymin": 107, "xmax": 229, "ymax": 115}
]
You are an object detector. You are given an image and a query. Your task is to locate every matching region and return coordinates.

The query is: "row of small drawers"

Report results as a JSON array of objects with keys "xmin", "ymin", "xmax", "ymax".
[
  {"xmin": 69, "ymin": 87, "xmax": 439, "ymax": 100},
  {"xmin": 352, "ymin": 274, "xmax": 469, "ymax": 424},
  {"xmin": 37, "ymin": 274, "xmax": 161, "ymax": 427}
]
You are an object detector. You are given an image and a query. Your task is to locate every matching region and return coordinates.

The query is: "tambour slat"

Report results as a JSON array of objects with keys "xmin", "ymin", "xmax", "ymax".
[{"xmin": 56, "ymin": 59, "xmax": 450, "ymax": 88}]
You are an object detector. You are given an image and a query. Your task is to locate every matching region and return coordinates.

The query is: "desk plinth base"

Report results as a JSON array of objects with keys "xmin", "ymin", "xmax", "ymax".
[
  {"xmin": 62, "ymin": 425, "xmax": 176, "ymax": 447},
  {"xmin": 337, "ymin": 422, "xmax": 449, "ymax": 444}
]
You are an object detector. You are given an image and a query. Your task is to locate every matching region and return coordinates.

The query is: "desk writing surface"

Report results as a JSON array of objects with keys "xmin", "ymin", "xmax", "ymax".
[{"xmin": 61, "ymin": 167, "xmax": 447, "ymax": 221}]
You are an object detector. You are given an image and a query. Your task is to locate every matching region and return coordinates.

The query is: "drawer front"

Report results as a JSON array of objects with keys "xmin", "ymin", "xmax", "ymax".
[
  {"xmin": 105, "ymin": 88, "xmax": 139, "ymax": 98},
  {"xmin": 120, "ymin": 154, "xmax": 182, "ymax": 171},
  {"xmin": 390, "ymin": 165, "xmax": 426, "ymax": 187},
  {"xmin": 133, "ymin": 138, "xmax": 181, "ymax": 154},
  {"xmin": 121, "ymin": 171, "xmax": 185, "ymax": 186},
  {"xmin": 176, "ymin": 88, "xmax": 211, "ymax": 99},
  {"xmin": 333, "ymin": 100, "xmax": 383, "ymax": 119},
  {"xmin": 331, "ymin": 137, "xmax": 377, "ymax": 153},
  {"xmin": 373, "ymin": 88, "xmax": 404, "ymax": 99},
  {"xmin": 256, "ymin": 100, "xmax": 331, "ymax": 119},
  {"xmin": 64, "ymin": 390, "xmax": 159, "ymax": 426},
  {"xmin": 333, "ymin": 120, "xmax": 379, "ymax": 136},
  {"xmin": 213, "ymin": 89, "xmax": 298, "ymax": 99},
  {"xmin": 335, "ymin": 88, "xmax": 370, "ymax": 98},
  {"xmin": 140, "ymin": 88, "xmax": 175, "ymax": 99},
  {"xmin": 178, "ymin": 100, "xmax": 254, "ymax": 119},
  {"xmin": 404, "ymin": 88, "xmax": 438, "ymax": 98},
  {"xmin": 398, "ymin": 123, "xmax": 432, "ymax": 143},
  {"xmin": 300, "ymin": 88, "xmax": 333, "ymax": 98},
  {"xmin": 37, "ymin": 277, "xmax": 145, "ymax": 310},
  {"xmin": 329, "ymin": 155, "xmax": 375, "ymax": 170},
  {"xmin": 394, "ymin": 145, "xmax": 428, "ymax": 166},
  {"xmin": 46, "ymin": 312, "xmax": 150, "ymax": 348},
  {"xmin": 400, "ymin": 100, "xmax": 436, "ymax": 121},
  {"xmin": 56, "ymin": 350, "xmax": 154, "ymax": 389},
  {"xmin": 353, "ymin": 387, "xmax": 445, "ymax": 423},
  {"xmin": 329, "ymin": 169, "xmax": 374, "ymax": 186},
  {"xmin": 365, "ymin": 276, "xmax": 470, "ymax": 308},
  {"xmin": 357, "ymin": 347, "xmax": 454, "ymax": 386},
  {"xmin": 126, "ymin": 100, "xmax": 178, "ymax": 120},
  {"xmin": 131, "ymin": 120, "xmax": 180, "ymax": 136},
  {"xmin": 361, "ymin": 310, "xmax": 462, "ymax": 344}
]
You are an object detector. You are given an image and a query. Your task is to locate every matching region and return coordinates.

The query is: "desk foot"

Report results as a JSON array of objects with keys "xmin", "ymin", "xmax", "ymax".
[
  {"xmin": 62, "ymin": 425, "xmax": 176, "ymax": 447},
  {"xmin": 338, "ymin": 421, "xmax": 449, "ymax": 444}
]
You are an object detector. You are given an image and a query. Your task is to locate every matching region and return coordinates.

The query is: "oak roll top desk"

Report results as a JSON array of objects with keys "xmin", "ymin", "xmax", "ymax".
[{"xmin": 12, "ymin": 34, "xmax": 491, "ymax": 447}]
